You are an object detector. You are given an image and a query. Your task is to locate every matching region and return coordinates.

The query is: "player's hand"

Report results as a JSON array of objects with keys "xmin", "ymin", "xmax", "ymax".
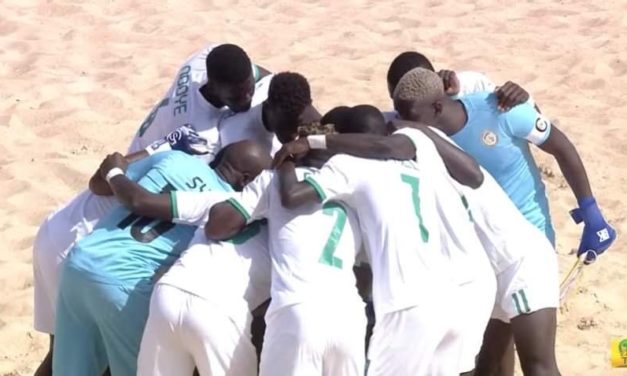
[
  {"xmin": 438, "ymin": 70, "xmax": 461, "ymax": 96},
  {"xmin": 495, "ymin": 81, "xmax": 529, "ymax": 111},
  {"xmin": 272, "ymin": 138, "xmax": 311, "ymax": 169},
  {"xmin": 147, "ymin": 124, "xmax": 210, "ymax": 156},
  {"xmin": 570, "ymin": 197, "xmax": 617, "ymax": 264},
  {"xmin": 99, "ymin": 152, "xmax": 128, "ymax": 179}
]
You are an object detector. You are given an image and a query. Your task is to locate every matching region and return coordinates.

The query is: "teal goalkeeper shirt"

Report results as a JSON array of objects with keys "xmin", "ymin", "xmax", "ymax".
[
  {"xmin": 64, "ymin": 151, "xmax": 233, "ymax": 286},
  {"xmin": 451, "ymin": 92, "xmax": 555, "ymax": 245}
]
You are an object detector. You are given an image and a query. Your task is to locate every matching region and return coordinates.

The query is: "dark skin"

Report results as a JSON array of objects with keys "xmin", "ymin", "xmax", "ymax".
[
  {"xmin": 199, "ymin": 64, "xmax": 271, "ymax": 113},
  {"xmin": 93, "ymin": 140, "xmax": 272, "ymax": 222},
  {"xmin": 394, "ymin": 96, "xmax": 593, "ymax": 201},
  {"xmin": 272, "ymin": 119, "xmax": 484, "ymax": 190}
]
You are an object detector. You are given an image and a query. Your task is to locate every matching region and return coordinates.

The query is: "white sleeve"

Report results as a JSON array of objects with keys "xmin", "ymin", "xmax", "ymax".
[
  {"xmin": 304, "ymin": 155, "xmax": 360, "ymax": 203},
  {"xmin": 393, "ymin": 127, "xmax": 445, "ymax": 175},
  {"xmin": 171, "ymin": 191, "xmax": 235, "ymax": 226},
  {"xmin": 455, "ymin": 71, "xmax": 497, "ymax": 97},
  {"xmin": 226, "ymin": 170, "xmax": 274, "ymax": 223}
]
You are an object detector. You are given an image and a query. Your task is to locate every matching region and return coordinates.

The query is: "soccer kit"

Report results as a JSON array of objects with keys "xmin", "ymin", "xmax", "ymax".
[
  {"xmin": 32, "ymin": 43, "xmax": 272, "ymax": 336},
  {"xmin": 451, "ymin": 92, "xmax": 555, "ymax": 244},
  {"xmin": 429, "ymin": 126, "xmax": 559, "ymax": 322},
  {"xmin": 138, "ymin": 218, "xmax": 272, "ymax": 376},
  {"xmin": 395, "ymin": 128, "xmax": 496, "ymax": 373},
  {"xmin": 303, "ymin": 153, "xmax": 462, "ymax": 376},
  {"xmin": 226, "ymin": 169, "xmax": 367, "ymax": 376},
  {"xmin": 218, "ymin": 102, "xmax": 282, "ymax": 157},
  {"xmin": 53, "ymin": 151, "xmax": 233, "ymax": 376},
  {"xmin": 127, "ymin": 43, "xmax": 272, "ymax": 160}
]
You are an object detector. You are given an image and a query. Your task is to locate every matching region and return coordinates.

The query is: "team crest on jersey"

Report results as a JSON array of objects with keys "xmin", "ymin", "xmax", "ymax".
[
  {"xmin": 535, "ymin": 116, "xmax": 550, "ymax": 132},
  {"xmin": 481, "ymin": 130, "xmax": 498, "ymax": 146}
]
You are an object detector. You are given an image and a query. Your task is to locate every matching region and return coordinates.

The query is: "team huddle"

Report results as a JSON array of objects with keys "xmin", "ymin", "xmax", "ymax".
[{"xmin": 32, "ymin": 43, "xmax": 616, "ymax": 376}]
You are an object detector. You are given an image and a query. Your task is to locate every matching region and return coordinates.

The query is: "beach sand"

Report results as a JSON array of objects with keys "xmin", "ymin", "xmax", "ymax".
[{"xmin": 0, "ymin": 0, "xmax": 625, "ymax": 374}]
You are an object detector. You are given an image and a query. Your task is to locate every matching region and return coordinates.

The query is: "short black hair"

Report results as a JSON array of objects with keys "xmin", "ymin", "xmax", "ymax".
[
  {"xmin": 206, "ymin": 44, "xmax": 252, "ymax": 84},
  {"xmin": 268, "ymin": 72, "xmax": 312, "ymax": 123},
  {"xmin": 340, "ymin": 105, "xmax": 386, "ymax": 135},
  {"xmin": 321, "ymin": 106, "xmax": 351, "ymax": 127},
  {"xmin": 387, "ymin": 51, "xmax": 435, "ymax": 91}
]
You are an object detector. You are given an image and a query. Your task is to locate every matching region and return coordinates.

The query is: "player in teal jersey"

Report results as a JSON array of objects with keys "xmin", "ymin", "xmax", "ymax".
[
  {"xmin": 52, "ymin": 140, "xmax": 271, "ymax": 376},
  {"xmin": 392, "ymin": 68, "xmax": 615, "ymax": 255}
]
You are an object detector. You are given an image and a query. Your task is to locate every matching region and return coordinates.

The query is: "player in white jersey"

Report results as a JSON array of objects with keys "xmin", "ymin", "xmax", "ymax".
[
  {"xmin": 204, "ymin": 122, "xmax": 367, "ymax": 376},
  {"xmin": 33, "ymin": 43, "xmax": 273, "ymax": 375},
  {"xmin": 127, "ymin": 43, "xmax": 273, "ymax": 160},
  {"xmin": 275, "ymin": 106, "xmax": 496, "ymax": 375},
  {"xmin": 91, "ymin": 147, "xmax": 272, "ymax": 376},
  {"xmin": 270, "ymin": 116, "xmax": 495, "ymax": 375},
  {"xmin": 276, "ymin": 113, "xmax": 562, "ymax": 375}
]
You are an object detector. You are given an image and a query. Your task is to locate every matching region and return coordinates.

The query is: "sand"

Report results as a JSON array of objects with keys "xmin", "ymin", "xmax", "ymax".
[{"xmin": 0, "ymin": 0, "xmax": 625, "ymax": 374}]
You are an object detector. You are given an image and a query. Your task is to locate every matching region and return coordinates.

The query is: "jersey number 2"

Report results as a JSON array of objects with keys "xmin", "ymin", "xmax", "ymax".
[
  {"xmin": 319, "ymin": 202, "xmax": 347, "ymax": 269},
  {"xmin": 400, "ymin": 174, "xmax": 429, "ymax": 242},
  {"xmin": 117, "ymin": 183, "xmax": 176, "ymax": 243}
]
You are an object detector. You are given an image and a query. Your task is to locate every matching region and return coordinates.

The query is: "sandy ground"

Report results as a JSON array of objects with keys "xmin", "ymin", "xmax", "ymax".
[{"xmin": 0, "ymin": 0, "xmax": 625, "ymax": 375}]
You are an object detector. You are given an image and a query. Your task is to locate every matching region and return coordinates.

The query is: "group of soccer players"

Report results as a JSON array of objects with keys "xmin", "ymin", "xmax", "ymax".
[{"xmin": 32, "ymin": 43, "xmax": 616, "ymax": 376}]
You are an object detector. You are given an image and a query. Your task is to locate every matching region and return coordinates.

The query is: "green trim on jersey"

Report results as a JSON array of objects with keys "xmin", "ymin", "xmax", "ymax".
[
  {"xmin": 227, "ymin": 198, "xmax": 251, "ymax": 221},
  {"xmin": 304, "ymin": 176, "xmax": 327, "ymax": 201},
  {"xmin": 170, "ymin": 191, "xmax": 179, "ymax": 219}
]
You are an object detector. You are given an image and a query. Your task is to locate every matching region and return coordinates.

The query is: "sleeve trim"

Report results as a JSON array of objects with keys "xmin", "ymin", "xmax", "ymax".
[
  {"xmin": 304, "ymin": 176, "xmax": 327, "ymax": 201},
  {"xmin": 226, "ymin": 198, "xmax": 251, "ymax": 221},
  {"xmin": 169, "ymin": 191, "xmax": 178, "ymax": 219}
]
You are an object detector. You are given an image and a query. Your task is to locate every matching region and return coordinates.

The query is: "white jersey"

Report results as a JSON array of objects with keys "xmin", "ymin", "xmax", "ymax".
[
  {"xmin": 218, "ymin": 102, "xmax": 282, "ymax": 157},
  {"xmin": 394, "ymin": 128, "xmax": 493, "ymax": 285},
  {"xmin": 427, "ymin": 126, "xmax": 550, "ymax": 273},
  {"xmin": 158, "ymin": 224, "xmax": 272, "ymax": 323},
  {"xmin": 304, "ymin": 153, "xmax": 456, "ymax": 317},
  {"xmin": 127, "ymin": 43, "xmax": 273, "ymax": 162},
  {"xmin": 227, "ymin": 169, "xmax": 363, "ymax": 318}
]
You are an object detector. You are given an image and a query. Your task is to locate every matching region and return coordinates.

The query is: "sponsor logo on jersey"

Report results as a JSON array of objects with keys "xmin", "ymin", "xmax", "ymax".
[
  {"xmin": 481, "ymin": 130, "xmax": 498, "ymax": 146},
  {"xmin": 535, "ymin": 116, "xmax": 549, "ymax": 132}
]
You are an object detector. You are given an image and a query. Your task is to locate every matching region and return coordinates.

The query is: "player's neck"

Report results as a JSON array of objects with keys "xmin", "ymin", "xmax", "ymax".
[
  {"xmin": 199, "ymin": 84, "xmax": 224, "ymax": 109},
  {"xmin": 437, "ymin": 99, "xmax": 467, "ymax": 136}
]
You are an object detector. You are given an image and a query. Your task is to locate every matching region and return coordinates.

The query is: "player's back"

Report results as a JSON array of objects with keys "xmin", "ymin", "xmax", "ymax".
[
  {"xmin": 451, "ymin": 92, "xmax": 551, "ymax": 238},
  {"xmin": 65, "ymin": 151, "xmax": 233, "ymax": 286},
  {"xmin": 249, "ymin": 169, "xmax": 363, "ymax": 318},
  {"xmin": 326, "ymin": 155, "xmax": 454, "ymax": 316}
]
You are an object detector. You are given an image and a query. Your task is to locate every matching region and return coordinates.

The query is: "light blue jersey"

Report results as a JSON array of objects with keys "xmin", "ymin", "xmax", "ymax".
[
  {"xmin": 65, "ymin": 151, "xmax": 233, "ymax": 285},
  {"xmin": 452, "ymin": 92, "xmax": 555, "ymax": 244}
]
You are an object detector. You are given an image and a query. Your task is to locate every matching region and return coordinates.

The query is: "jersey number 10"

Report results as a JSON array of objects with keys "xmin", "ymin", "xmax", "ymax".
[{"xmin": 117, "ymin": 183, "xmax": 176, "ymax": 243}]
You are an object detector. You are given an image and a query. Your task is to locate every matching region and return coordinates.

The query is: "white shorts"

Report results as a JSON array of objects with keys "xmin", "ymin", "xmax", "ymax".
[
  {"xmin": 492, "ymin": 248, "xmax": 559, "ymax": 322},
  {"xmin": 259, "ymin": 299, "xmax": 366, "ymax": 376},
  {"xmin": 137, "ymin": 284, "xmax": 257, "ymax": 376},
  {"xmin": 32, "ymin": 220, "xmax": 76, "ymax": 334},
  {"xmin": 458, "ymin": 272, "xmax": 497, "ymax": 373},
  {"xmin": 367, "ymin": 304, "xmax": 463, "ymax": 376}
]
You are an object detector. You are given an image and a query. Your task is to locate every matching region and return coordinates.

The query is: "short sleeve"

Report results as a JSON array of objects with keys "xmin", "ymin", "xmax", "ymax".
[
  {"xmin": 502, "ymin": 103, "xmax": 552, "ymax": 145},
  {"xmin": 171, "ymin": 191, "xmax": 235, "ymax": 226},
  {"xmin": 227, "ymin": 170, "xmax": 274, "ymax": 223},
  {"xmin": 304, "ymin": 154, "xmax": 359, "ymax": 203}
]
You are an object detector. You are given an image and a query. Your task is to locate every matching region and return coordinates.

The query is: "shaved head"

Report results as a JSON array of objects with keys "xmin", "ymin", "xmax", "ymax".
[{"xmin": 216, "ymin": 140, "xmax": 271, "ymax": 190}]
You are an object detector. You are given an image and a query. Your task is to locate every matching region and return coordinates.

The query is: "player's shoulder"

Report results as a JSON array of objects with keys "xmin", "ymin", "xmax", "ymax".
[{"xmin": 459, "ymin": 91, "xmax": 500, "ymax": 118}]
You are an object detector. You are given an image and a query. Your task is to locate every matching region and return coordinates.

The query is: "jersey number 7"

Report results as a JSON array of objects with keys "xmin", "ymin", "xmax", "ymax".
[{"xmin": 401, "ymin": 174, "xmax": 429, "ymax": 242}]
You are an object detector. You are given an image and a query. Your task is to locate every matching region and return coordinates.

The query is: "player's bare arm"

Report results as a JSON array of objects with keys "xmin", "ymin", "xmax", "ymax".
[
  {"xmin": 277, "ymin": 160, "xmax": 321, "ymax": 209},
  {"xmin": 89, "ymin": 150, "xmax": 149, "ymax": 196},
  {"xmin": 273, "ymin": 126, "xmax": 483, "ymax": 188},
  {"xmin": 204, "ymin": 201, "xmax": 247, "ymax": 240},
  {"xmin": 97, "ymin": 152, "xmax": 174, "ymax": 220},
  {"xmin": 537, "ymin": 125, "xmax": 592, "ymax": 200}
]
